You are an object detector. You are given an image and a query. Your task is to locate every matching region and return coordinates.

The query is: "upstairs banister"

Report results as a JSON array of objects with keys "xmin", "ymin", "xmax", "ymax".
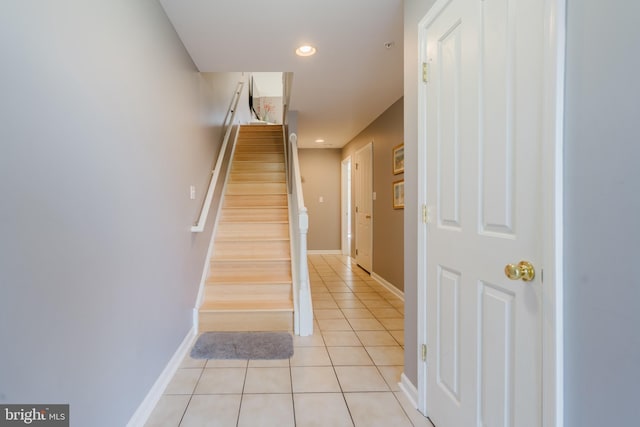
[{"xmin": 191, "ymin": 81, "xmax": 244, "ymax": 233}]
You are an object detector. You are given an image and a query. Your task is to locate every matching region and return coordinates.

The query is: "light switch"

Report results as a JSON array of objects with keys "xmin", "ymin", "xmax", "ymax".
[
  {"xmin": 373, "ymin": 192, "xmax": 377, "ymax": 200},
  {"xmin": 190, "ymin": 185, "xmax": 196, "ymax": 200},
  {"xmin": 319, "ymin": 196, "xmax": 324, "ymax": 203}
]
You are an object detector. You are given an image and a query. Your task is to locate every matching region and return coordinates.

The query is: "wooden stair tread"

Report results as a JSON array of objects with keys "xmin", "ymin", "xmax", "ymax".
[
  {"xmin": 226, "ymin": 182, "xmax": 287, "ymax": 195},
  {"xmin": 216, "ymin": 223, "xmax": 289, "ymax": 240},
  {"xmin": 212, "ymin": 240, "xmax": 290, "ymax": 260},
  {"xmin": 219, "ymin": 223, "xmax": 288, "ymax": 226},
  {"xmin": 215, "ymin": 237, "xmax": 290, "ymax": 243},
  {"xmin": 215, "ymin": 236, "xmax": 289, "ymax": 241},
  {"xmin": 207, "ymin": 268, "xmax": 291, "ymax": 277},
  {"xmin": 220, "ymin": 206, "xmax": 287, "ymax": 209},
  {"xmin": 198, "ymin": 311, "xmax": 293, "ymax": 332},
  {"xmin": 223, "ymin": 195, "xmax": 288, "ymax": 208},
  {"xmin": 200, "ymin": 303, "xmax": 293, "ymax": 312},
  {"xmin": 211, "ymin": 259, "xmax": 290, "ymax": 265},
  {"xmin": 219, "ymin": 207, "xmax": 289, "ymax": 222},
  {"xmin": 229, "ymin": 173, "xmax": 286, "ymax": 183},
  {"xmin": 205, "ymin": 276, "xmax": 293, "ymax": 286},
  {"xmin": 212, "ymin": 258, "xmax": 290, "ymax": 262},
  {"xmin": 232, "ymin": 163, "xmax": 285, "ymax": 172},
  {"xmin": 235, "ymin": 146, "xmax": 283, "ymax": 153},
  {"xmin": 204, "ymin": 283, "xmax": 291, "ymax": 291},
  {"xmin": 207, "ymin": 260, "xmax": 292, "ymax": 282},
  {"xmin": 219, "ymin": 221, "xmax": 288, "ymax": 225}
]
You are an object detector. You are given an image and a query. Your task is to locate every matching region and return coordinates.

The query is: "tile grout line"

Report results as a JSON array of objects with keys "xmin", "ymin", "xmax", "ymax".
[
  {"xmin": 321, "ymin": 272, "xmax": 357, "ymax": 427},
  {"xmin": 176, "ymin": 363, "xmax": 206, "ymax": 427},
  {"xmin": 288, "ymin": 355, "xmax": 297, "ymax": 427},
  {"xmin": 234, "ymin": 359, "xmax": 249, "ymax": 427}
]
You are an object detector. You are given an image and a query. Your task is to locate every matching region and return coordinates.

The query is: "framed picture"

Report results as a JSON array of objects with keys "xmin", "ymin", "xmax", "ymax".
[
  {"xmin": 392, "ymin": 143, "xmax": 404, "ymax": 175},
  {"xmin": 393, "ymin": 180, "xmax": 404, "ymax": 209}
]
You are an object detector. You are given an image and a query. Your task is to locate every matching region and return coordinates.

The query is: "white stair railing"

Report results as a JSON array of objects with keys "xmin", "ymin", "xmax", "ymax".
[
  {"xmin": 191, "ymin": 81, "xmax": 244, "ymax": 233},
  {"xmin": 287, "ymin": 132, "xmax": 313, "ymax": 336}
]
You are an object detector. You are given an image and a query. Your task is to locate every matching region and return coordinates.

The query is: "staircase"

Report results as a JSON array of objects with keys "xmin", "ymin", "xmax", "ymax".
[{"xmin": 199, "ymin": 125, "xmax": 294, "ymax": 332}]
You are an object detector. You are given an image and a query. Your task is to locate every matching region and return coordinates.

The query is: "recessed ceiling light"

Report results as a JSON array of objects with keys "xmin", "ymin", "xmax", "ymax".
[
  {"xmin": 384, "ymin": 41, "xmax": 395, "ymax": 49},
  {"xmin": 314, "ymin": 139, "xmax": 325, "ymax": 143},
  {"xmin": 296, "ymin": 45, "xmax": 317, "ymax": 57}
]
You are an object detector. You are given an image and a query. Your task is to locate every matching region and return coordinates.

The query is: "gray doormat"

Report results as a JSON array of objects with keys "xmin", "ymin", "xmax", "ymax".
[{"xmin": 190, "ymin": 332, "xmax": 294, "ymax": 360}]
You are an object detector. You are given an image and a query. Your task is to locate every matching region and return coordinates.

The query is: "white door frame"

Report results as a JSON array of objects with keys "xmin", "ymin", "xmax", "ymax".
[
  {"xmin": 341, "ymin": 156, "xmax": 352, "ymax": 256},
  {"xmin": 415, "ymin": 0, "xmax": 566, "ymax": 425}
]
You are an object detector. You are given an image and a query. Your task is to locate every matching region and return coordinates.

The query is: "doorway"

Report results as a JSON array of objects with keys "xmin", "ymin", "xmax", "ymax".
[{"xmin": 415, "ymin": 0, "xmax": 565, "ymax": 425}]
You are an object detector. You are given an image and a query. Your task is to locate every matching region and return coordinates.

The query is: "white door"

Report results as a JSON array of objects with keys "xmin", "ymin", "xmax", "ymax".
[
  {"xmin": 354, "ymin": 143, "xmax": 373, "ymax": 272},
  {"xmin": 341, "ymin": 157, "xmax": 352, "ymax": 256},
  {"xmin": 422, "ymin": 0, "xmax": 544, "ymax": 426}
]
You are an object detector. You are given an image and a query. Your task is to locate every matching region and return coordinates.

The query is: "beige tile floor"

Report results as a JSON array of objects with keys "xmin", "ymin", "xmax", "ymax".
[{"xmin": 145, "ymin": 255, "xmax": 433, "ymax": 427}]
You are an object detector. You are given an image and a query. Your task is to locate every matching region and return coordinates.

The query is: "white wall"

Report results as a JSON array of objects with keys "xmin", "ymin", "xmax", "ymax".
[
  {"xmin": 252, "ymin": 72, "xmax": 283, "ymax": 97},
  {"xmin": 298, "ymin": 149, "xmax": 342, "ymax": 251},
  {"xmin": 0, "ymin": 2, "xmax": 243, "ymax": 425},
  {"xmin": 563, "ymin": 1, "xmax": 640, "ymax": 425}
]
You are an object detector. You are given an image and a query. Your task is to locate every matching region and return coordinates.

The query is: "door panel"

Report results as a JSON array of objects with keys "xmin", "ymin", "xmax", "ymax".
[
  {"xmin": 436, "ymin": 266, "xmax": 461, "ymax": 402},
  {"xmin": 437, "ymin": 19, "xmax": 462, "ymax": 230},
  {"xmin": 480, "ymin": 281, "xmax": 515, "ymax": 427},
  {"xmin": 479, "ymin": 0, "xmax": 516, "ymax": 235}
]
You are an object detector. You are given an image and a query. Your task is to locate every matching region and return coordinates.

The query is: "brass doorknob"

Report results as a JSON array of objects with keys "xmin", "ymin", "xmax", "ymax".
[{"xmin": 504, "ymin": 261, "xmax": 535, "ymax": 281}]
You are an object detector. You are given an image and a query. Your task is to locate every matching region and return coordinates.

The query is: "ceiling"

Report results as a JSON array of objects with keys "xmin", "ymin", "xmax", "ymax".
[{"xmin": 159, "ymin": 0, "xmax": 403, "ymax": 148}]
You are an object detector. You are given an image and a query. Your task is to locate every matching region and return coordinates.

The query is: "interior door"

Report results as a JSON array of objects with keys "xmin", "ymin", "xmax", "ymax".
[
  {"xmin": 354, "ymin": 143, "xmax": 373, "ymax": 272},
  {"xmin": 422, "ymin": 0, "xmax": 543, "ymax": 426}
]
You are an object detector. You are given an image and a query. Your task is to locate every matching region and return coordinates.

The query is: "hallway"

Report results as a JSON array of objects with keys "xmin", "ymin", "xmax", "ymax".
[{"xmin": 145, "ymin": 255, "xmax": 431, "ymax": 426}]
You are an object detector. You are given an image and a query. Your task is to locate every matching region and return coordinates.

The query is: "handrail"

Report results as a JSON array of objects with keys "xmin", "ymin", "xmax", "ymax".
[
  {"xmin": 287, "ymin": 132, "xmax": 313, "ymax": 336},
  {"xmin": 191, "ymin": 81, "xmax": 244, "ymax": 233},
  {"xmin": 282, "ymin": 72, "xmax": 294, "ymax": 194}
]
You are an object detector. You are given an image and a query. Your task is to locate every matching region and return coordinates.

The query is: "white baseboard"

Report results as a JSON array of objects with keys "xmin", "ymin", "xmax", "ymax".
[
  {"xmin": 399, "ymin": 373, "xmax": 419, "ymax": 410},
  {"xmin": 127, "ymin": 328, "xmax": 197, "ymax": 427},
  {"xmin": 307, "ymin": 250, "xmax": 342, "ymax": 255},
  {"xmin": 371, "ymin": 272, "xmax": 404, "ymax": 301},
  {"xmin": 193, "ymin": 308, "xmax": 199, "ymax": 335}
]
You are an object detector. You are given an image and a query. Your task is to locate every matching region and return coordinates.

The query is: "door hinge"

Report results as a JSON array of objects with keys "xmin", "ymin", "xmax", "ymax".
[
  {"xmin": 356, "ymin": 206, "xmax": 359, "ymax": 213},
  {"xmin": 422, "ymin": 204, "xmax": 431, "ymax": 224},
  {"xmin": 422, "ymin": 62, "xmax": 429, "ymax": 83},
  {"xmin": 356, "ymin": 249, "xmax": 359, "ymax": 255},
  {"xmin": 356, "ymin": 163, "xmax": 359, "ymax": 170},
  {"xmin": 421, "ymin": 344, "xmax": 428, "ymax": 361}
]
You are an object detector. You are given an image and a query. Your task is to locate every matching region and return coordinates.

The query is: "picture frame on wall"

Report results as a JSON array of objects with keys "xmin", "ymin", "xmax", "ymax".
[
  {"xmin": 393, "ymin": 180, "xmax": 404, "ymax": 209},
  {"xmin": 392, "ymin": 143, "xmax": 404, "ymax": 175}
]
